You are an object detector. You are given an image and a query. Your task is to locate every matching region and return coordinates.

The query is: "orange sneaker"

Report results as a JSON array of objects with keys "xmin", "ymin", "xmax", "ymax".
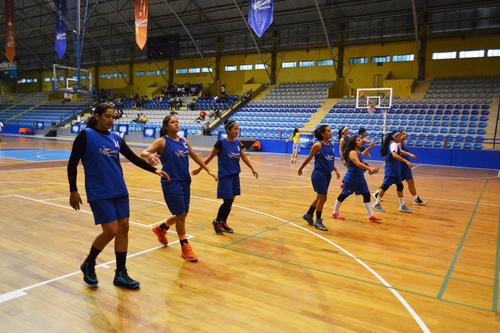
[
  {"xmin": 181, "ymin": 243, "xmax": 198, "ymax": 262},
  {"xmin": 331, "ymin": 212, "xmax": 345, "ymax": 220},
  {"xmin": 368, "ymin": 215, "xmax": 382, "ymax": 223},
  {"xmin": 152, "ymin": 226, "xmax": 168, "ymax": 246}
]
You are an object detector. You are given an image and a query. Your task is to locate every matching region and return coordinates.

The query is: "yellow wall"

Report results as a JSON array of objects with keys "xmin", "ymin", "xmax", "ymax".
[
  {"xmin": 97, "ymin": 64, "xmax": 130, "ymax": 90},
  {"xmin": 425, "ymin": 35, "xmax": 500, "ymax": 79},
  {"xmin": 220, "ymin": 53, "xmax": 271, "ymax": 95},
  {"xmin": 276, "ymin": 48, "xmax": 337, "ymax": 83},
  {"xmin": 173, "ymin": 57, "xmax": 215, "ymax": 87}
]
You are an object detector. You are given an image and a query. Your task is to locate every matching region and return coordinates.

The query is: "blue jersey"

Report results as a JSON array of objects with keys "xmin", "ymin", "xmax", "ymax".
[
  {"xmin": 314, "ymin": 142, "xmax": 335, "ymax": 173},
  {"xmin": 385, "ymin": 141, "xmax": 401, "ymax": 177},
  {"xmin": 344, "ymin": 151, "xmax": 365, "ymax": 184},
  {"xmin": 160, "ymin": 136, "xmax": 190, "ymax": 183},
  {"xmin": 82, "ymin": 128, "xmax": 128, "ymax": 201},
  {"xmin": 216, "ymin": 138, "xmax": 241, "ymax": 177}
]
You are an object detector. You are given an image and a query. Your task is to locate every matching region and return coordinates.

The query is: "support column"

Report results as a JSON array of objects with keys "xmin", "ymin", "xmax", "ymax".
[
  {"xmin": 417, "ymin": 13, "xmax": 428, "ymax": 80},
  {"xmin": 215, "ymin": 36, "xmax": 223, "ymax": 83},
  {"xmin": 169, "ymin": 58, "xmax": 174, "ymax": 86},
  {"xmin": 270, "ymin": 30, "xmax": 278, "ymax": 84}
]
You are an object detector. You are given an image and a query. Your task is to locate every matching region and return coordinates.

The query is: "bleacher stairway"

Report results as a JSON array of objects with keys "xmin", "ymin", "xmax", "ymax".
[{"xmin": 302, "ymin": 98, "xmax": 338, "ymax": 133}]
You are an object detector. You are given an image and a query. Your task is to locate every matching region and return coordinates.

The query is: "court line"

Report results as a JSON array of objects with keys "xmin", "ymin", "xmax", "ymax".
[
  {"xmin": 0, "ymin": 237, "xmax": 190, "ymax": 304},
  {"xmin": 437, "ymin": 179, "xmax": 489, "ymax": 299},
  {"xmin": 493, "ymin": 206, "xmax": 500, "ymax": 313},
  {"xmin": 128, "ymin": 189, "xmax": 431, "ymax": 333}
]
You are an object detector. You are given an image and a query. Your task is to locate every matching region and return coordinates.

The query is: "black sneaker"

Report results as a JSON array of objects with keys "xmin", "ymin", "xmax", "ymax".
[
  {"xmin": 413, "ymin": 196, "xmax": 427, "ymax": 205},
  {"xmin": 313, "ymin": 218, "xmax": 328, "ymax": 231},
  {"xmin": 303, "ymin": 213, "xmax": 314, "ymax": 226},
  {"xmin": 80, "ymin": 261, "xmax": 98, "ymax": 287},
  {"xmin": 221, "ymin": 221, "xmax": 234, "ymax": 233},
  {"xmin": 113, "ymin": 269, "xmax": 140, "ymax": 289},
  {"xmin": 212, "ymin": 220, "xmax": 224, "ymax": 235}
]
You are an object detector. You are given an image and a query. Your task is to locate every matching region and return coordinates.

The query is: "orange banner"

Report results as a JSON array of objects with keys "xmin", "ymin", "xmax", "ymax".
[
  {"xmin": 134, "ymin": 0, "xmax": 148, "ymax": 50},
  {"xmin": 5, "ymin": 0, "xmax": 15, "ymax": 63}
]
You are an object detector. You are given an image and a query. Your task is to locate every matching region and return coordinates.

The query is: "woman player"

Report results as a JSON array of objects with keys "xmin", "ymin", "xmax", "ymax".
[
  {"xmin": 298, "ymin": 125, "xmax": 341, "ymax": 232},
  {"xmin": 68, "ymin": 103, "xmax": 169, "ymax": 289},
  {"xmin": 141, "ymin": 115, "xmax": 217, "ymax": 262},
  {"xmin": 338, "ymin": 126, "xmax": 350, "ymax": 166},
  {"xmin": 331, "ymin": 136, "xmax": 381, "ymax": 222},
  {"xmin": 372, "ymin": 131, "xmax": 413, "ymax": 213},
  {"xmin": 287, "ymin": 128, "xmax": 301, "ymax": 164},
  {"xmin": 399, "ymin": 131, "xmax": 426, "ymax": 205},
  {"xmin": 192, "ymin": 119, "xmax": 259, "ymax": 234}
]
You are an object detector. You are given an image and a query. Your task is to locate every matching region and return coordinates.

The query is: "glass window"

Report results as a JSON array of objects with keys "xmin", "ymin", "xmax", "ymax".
[
  {"xmin": 432, "ymin": 52, "xmax": 457, "ymax": 60},
  {"xmin": 317, "ymin": 59, "xmax": 334, "ymax": 66},
  {"xmin": 224, "ymin": 65, "xmax": 238, "ymax": 72},
  {"xmin": 176, "ymin": 68, "xmax": 188, "ymax": 74},
  {"xmin": 459, "ymin": 50, "xmax": 485, "ymax": 58},
  {"xmin": 299, "ymin": 61, "xmax": 315, "ymax": 67},
  {"xmin": 348, "ymin": 57, "xmax": 369, "ymax": 64},
  {"xmin": 487, "ymin": 49, "xmax": 500, "ymax": 57},
  {"xmin": 255, "ymin": 63, "xmax": 268, "ymax": 70},
  {"xmin": 392, "ymin": 54, "xmax": 415, "ymax": 62},
  {"xmin": 188, "ymin": 68, "xmax": 201, "ymax": 73},
  {"xmin": 371, "ymin": 56, "xmax": 390, "ymax": 63},
  {"xmin": 201, "ymin": 67, "xmax": 213, "ymax": 72},
  {"xmin": 281, "ymin": 61, "xmax": 297, "ymax": 68},
  {"xmin": 239, "ymin": 64, "xmax": 253, "ymax": 71}
]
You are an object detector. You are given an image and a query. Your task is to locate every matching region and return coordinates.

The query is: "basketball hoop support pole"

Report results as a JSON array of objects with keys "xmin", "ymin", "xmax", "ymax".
[{"xmin": 74, "ymin": 0, "xmax": 81, "ymax": 92}]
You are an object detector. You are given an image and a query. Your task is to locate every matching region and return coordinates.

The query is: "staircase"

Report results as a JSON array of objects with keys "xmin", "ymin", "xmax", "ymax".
[
  {"xmin": 5, "ymin": 100, "xmax": 48, "ymax": 123},
  {"xmin": 411, "ymin": 80, "xmax": 431, "ymax": 100},
  {"xmin": 485, "ymin": 97, "xmax": 499, "ymax": 150},
  {"xmin": 252, "ymin": 85, "xmax": 273, "ymax": 101},
  {"xmin": 301, "ymin": 98, "xmax": 338, "ymax": 133}
]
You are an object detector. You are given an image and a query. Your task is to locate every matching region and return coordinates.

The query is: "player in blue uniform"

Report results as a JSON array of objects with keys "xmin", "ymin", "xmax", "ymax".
[
  {"xmin": 193, "ymin": 119, "xmax": 259, "ymax": 234},
  {"xmin": 372, "ymin": 131, "xmax": 413, "ymax": 213},
  {"xmin": 331, "ymin": 136, "xmax": 382, "ymax": 222},
  {"xmin": 141, "ymin": 115, "xmax": 217, "ymax": 262},
  {"xmin": 68, "ymin": 103, "xmax": 169, "ymax": 289},
  {"xmin": 358, "ymin": 127, "xmax": 373, "ymax": 158},
  {"xmin": 298, "ymin": 125, "xmax": 341, "ymax": 232},
  {"xmin": 399, "ymin": 131, "xmax": 427, "ymax": 205}
]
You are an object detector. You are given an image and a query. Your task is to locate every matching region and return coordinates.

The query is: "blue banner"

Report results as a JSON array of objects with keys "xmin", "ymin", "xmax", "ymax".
[
  {"xmin": 71, "ymin": 124, "xmax": 81, "ymax": 134},
  {"xmin": 35, "ymin": 121, "xmax": 44, "ymax": 130},
  {"xmin": 143, "ymin": 127, "xmax": 156, "ymax": 138},
  {"xmin": 248, "ymin": 0, "xmax": 273, "ymax": 38},
  {"xmin": 55, "ymin": 0, "xmax": 67, "ymax": 59}
]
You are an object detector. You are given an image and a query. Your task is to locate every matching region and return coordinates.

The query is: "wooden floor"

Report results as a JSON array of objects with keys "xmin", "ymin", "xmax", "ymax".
[{"xmin": 0, "ymin": 136, "xmax": 499, "ymax": 332}]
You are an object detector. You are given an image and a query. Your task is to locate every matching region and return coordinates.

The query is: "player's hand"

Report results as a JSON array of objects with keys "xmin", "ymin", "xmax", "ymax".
[
  {"xmin": 251, "ymin": 169, "xmax": 259, "ymax": 179},
  {"xmin": 369, "ymin": 167, "xmax": 379, "ymax": 175},
  {"xmin": 145, "ymin": 153, "xmax": 161, "ymax": 167},
  {"xmin": 369, "ymin": 142, "xmax": 375, "ymax": 148},
  {"xmin": 191, "ymin": 168, "xmax": 202, "ymax": 176},
  {"xmin": 70, "ymin": 191, "xmax": 83, "ymax": 211},
  {"xmin": 410, "ymin": 153, "xmax": 417, "ymax": 159},
  {"xmin": 298, "ymin": 167, "xmax": 303, "ymax": 176},
  {"xmin": 335, "ymin": 171, "xmax": 341, "ymax": 179},
  {"xmin": 208, "ymin": 171, "xmax": 218, "ymax": 181},
  {"xmin": 156, "ymin": 170, "xmax": 170, "ymax": 182},
  {"xmin": 407, "ymin": 162, "xmax": 414, "ymax": 169}
]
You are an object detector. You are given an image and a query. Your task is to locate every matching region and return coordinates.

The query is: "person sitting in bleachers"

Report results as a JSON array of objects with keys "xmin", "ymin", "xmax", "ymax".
[{"xmin": 196, "ymin": 110, "xmax": 207, "ymax": 123}]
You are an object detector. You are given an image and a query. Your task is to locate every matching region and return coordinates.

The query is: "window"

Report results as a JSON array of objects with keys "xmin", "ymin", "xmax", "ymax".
[
  {"xmin": 188, "ymin": 68, "xmax": 201, "ymax": 73},
  {"xmin": 317, "ymin": 59, "xmax": 334, "ymax": 66},
  {"xmin": 17, "ymin": 78, "xmax": 37, "ymax": 84},
  {"xmin": 239, "ymin": 64, "xmax": 253, "ymax": 71},
  {"xmin": 487, "ymin": 49, "xmax": 500, "ymax": 57},
  {"xmin": 371, "ymin": 56, "xmax": 390, "ymax": 63},
  {"xmin": 299, "ymin": 61, "xmax": 315, "ymax": 67},
  {"xmin": 459, "ymin": 50, "xmax": 485, "ymax": 58},
  {"xmin": 201, "ymin": 67, "xmax": 213, "ymax": 73},
  {"xmin": 281, "ymin": 61, "xmax": 297, "ymax": 68},
  {"xmin": 176, "ymin": 68, "xmax": 188, "ymax": 74},
  {"xmin": 392, "ymin": 54, "xmax": 414, "ymax": 62},
  {"xmin": 349, "ymin": 57, "xmax": 369, "ymax": 64},
  {"xmin": 254, "ymin": 63, "xmax": 268, "ymax": 70},
  {"xmin": 224, "ymin": 65, "xmax": 238, "ymax": 72},
  {"xmin": 432, "ymin": 51, "xmax": 457, "ymax": 60},
  {"xmin": 145, "ymin": 70, "xmax": 165, "ymax": 76},
  {"xmin": 135, "ymin": 71, "xmax": 145, "ymax": 77},
  {"xmin": 43, "ymin": 77, "xmax": 51, "ymax": 82}
]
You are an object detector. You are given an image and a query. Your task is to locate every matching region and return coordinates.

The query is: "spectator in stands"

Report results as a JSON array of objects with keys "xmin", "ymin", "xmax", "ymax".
[
  {"xmin": 214, "ymin": 108, "xmax": 221, "ymax": 118},
  {"xmin": 67, "ymin": 103, "xmax": 169, "ymax": 289},
  {"xmin": 196, "ymin": 110, "xmax": 207, "ymax": 123}
]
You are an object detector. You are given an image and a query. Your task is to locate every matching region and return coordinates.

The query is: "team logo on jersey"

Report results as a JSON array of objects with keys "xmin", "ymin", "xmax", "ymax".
[
  {"xmin": 228, "ymin": 152, "xmax": 240, "ymax": 159},
  {"xmin": 100, "ymin": 147, "xmax": 119, "ymax": 158},
  {"xmin": 175, "ymin": 149, "xmax": 189, "ymax": 158},
  {"xmin": 112, "ymin": 139, "xmax": 120, "ymax": 148},
  {"xmin": 325, "ymin": 155, "xmax": 334, "ymax": 161}
]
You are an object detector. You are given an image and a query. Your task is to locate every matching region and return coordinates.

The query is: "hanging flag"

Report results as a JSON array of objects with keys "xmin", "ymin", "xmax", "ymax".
[
  {"xmin": 248, "ymin": 0, "xmax": 273, "ymax": 38},
  {"xmin": 5, "ymin": 0, "xmax": 15, "ymax": 64},
  {"xmin": 55, "ymin": 0, "xmax": 67, "ymax": 59},
  {"xmin": 134, "ymin": 0, "xmax": 148, "ymax": 50}
]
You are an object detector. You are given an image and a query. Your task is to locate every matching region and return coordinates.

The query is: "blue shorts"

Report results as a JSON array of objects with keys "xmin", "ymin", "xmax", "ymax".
[
  {"xmin": 401, "ymin": 166, "xmax": 413, "ymax": 181},
  {"xmin": 217, "ymin": 174, "xmax": 241, "ymax": 199},
  {"xmin": 162, "ymin": 181, "xmax": 190, "ymax": 215},
  {"xmin": 342, "ymin": 180, "xmax": 369, "ymax": 196},
  {"xmin": 292, "ymin": 143, "xmax": 300, "ymax": 154},
  {"xmin": 383, "ymin": 175, "xmax": 403, "ymax": 188},
  {"xmin": 89, "ymin": 196, "xmax": 130, "ymax": 225},
  {"xmin": 311, "ymin": 170, "xmax": 332, "ymax": 195}
]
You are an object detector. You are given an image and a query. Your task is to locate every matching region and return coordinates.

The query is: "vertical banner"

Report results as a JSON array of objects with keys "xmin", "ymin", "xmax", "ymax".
[
  {"xmin": 134, "ymin": 0, "xmax": 148, "ymax": 50},
  {"xmin": 55, "ymin": 0, "xmax": 67, "ymax": 59},
  {"xmin": 248, "ymin": 0, "xmax": 273, "ymax": 38},
  {"xmin": 4, "ymin": 0, "xmax": 15, "ymax": 64}
]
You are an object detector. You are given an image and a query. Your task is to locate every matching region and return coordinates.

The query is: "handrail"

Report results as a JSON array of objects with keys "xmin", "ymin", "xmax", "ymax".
[{"xmin": 202, "ymin": 90, "xmax": 252, "ymax": 133}]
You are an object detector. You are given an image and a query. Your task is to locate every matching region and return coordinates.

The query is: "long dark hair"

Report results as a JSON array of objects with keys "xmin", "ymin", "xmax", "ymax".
[
  {"xmin": 380, "ymin": 131, "xmax": 401, "ymax": 156},
  {"xmin": 224, "ymin": 119, "xmax": 237, "ymax": 134},
  {"xmin": 289, "ymin": 127, "xmax": 299, "ymax": 140},
  {"xmin": 86, "ymin": 103, "xmax": 113, "ymax": 129},
  {"xmin": 314, "ymin": 125, "xmax": 329, "ymax": 141},
  {"xmin": 159, "ymin": 115, "xmax": 176, "ymax": 137},
  {"xmin": 338, "ymin": 126, "xmax": 347, "ymax": 140},
  {"xmin": 342, "ymin": 135, "xmax": 359, "ymax": 162}
]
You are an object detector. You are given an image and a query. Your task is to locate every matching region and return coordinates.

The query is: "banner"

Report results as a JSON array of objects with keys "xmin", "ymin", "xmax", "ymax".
[
  {"xmin": 248, "ymin": 0, "xmax": 273, "ymax": 38},
  {"xmin": 134, "ymin": 0, "xmax": 148, "ymax": 49},
  {"xmin": 55, "ymin": 0, "xmax": 67, "ymax": 59},
  {"xmin": 5, "ymin": 0, "xmax": 15, "ymax": 63}
]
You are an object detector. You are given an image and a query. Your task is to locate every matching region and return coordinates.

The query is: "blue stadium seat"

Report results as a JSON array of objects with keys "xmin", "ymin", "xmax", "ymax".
[{"xmin": 473, "ymin": 143, "xmax": 483, "ymax": 150}]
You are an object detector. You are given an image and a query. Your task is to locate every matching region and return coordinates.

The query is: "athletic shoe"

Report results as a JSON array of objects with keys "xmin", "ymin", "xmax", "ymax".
[
  {"xmin": 413, "ymin": 196, "xmax": 427, "ymax": 205},
  {"xmin": 181, "ymin": 243, "xmax": 198, "ymax": 262},
  {"xmin": 331, "ymin": 212, "xmax": 346, "ymax": 220},
  {"xmin": 368, "ymin": 215, "xmax": 382, "ymax": 223},
  {"xmin": 373, "ymin": 204, "xmax": 385, "ymax": 213},
  {"xmin": 303, "ymin": 213, "xmax": 314, "ymax": 226},
  {"xmin": 152, "ymin": 226, "xmax": 168, "ymax": 246},
  {"xmin": 399, "ymin": 205, "xmax": 413, "ymax": 213},
  {"xmin": 313, "ymin": 218, "xmax": 328, "ymax": 231},
  {"xmin": 221, "ymin": 221, "xmax": 234, "ymax": 233},
  {"xmin": 113, "ymin": 269, "xmax": 140, "ymax": 289},
  {"xmin": 212, "ymin": 220, "xmax": 224, "ymax": 235},
  {"xmin": 80, "ymin": 261, "xmax": 98, "ymax": 287}
]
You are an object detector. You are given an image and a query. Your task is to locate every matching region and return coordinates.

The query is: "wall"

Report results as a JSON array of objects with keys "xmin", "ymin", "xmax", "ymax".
[
  {"xmin": 173, "ymin": 57, "xmax": 215, "ymax": 87},
  {"xmin": 220, "ymin": 53, "xmax": 271, "ymax": 95},
  {"xmin": 276, "ymin": 49, "xmax": 337, "ymax": 83}
]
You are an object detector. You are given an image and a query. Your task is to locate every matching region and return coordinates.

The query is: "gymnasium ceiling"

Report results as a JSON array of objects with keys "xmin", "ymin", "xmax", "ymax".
[{"xmin": 0, "ymin": 0, "xmax": 499, "ymax": 71}]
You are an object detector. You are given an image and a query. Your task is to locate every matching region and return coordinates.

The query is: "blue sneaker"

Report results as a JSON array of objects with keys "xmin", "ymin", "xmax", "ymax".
[
  {"xmin": 399, "ymin": 205, "xmax": 413, "ymax": 213},
  {"xmin": 303, "ymin": 213, "xmax": 314, "ymax": 226},
  {"xmin": 373, "ymin": 204, "xmax": 385, "ymax": 213},
  {"xmin": 80, "ymin": 261, "xmax": 98, "ymax": 287},
  {"xmin": 113, "ymin": 269, "xmax": 140, "ymax": 289},
  {"xmin": 313, "ymin": 218, "xmax": 328, "ymax": 231}
]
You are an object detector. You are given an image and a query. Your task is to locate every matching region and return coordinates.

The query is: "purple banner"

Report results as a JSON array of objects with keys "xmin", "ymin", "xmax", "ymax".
[
  {"xmin": 55, "ymin": 0, "xmax": 67, "ymax": 59},
  {"xmin": 248, "ymin": 0, "xmax": 273, "ymax": 38}
]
